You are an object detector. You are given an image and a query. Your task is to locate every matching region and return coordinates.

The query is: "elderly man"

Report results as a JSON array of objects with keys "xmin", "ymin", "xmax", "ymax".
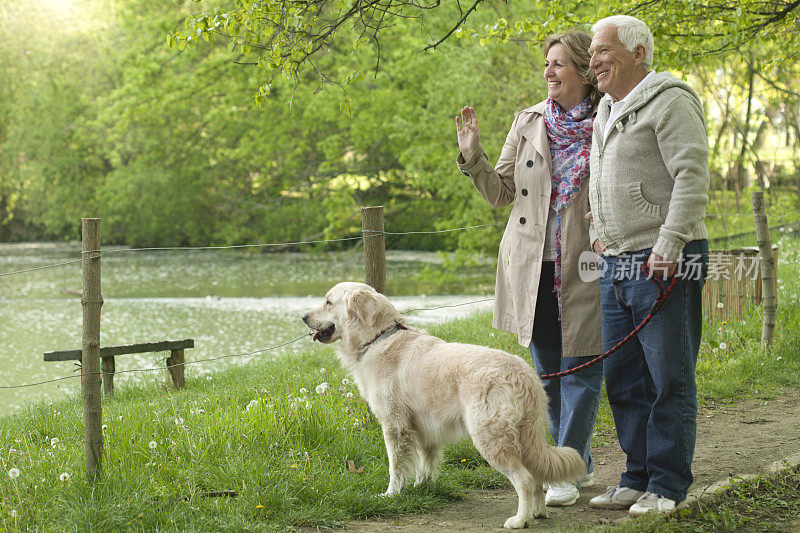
[{"xmin": 586, "ymin": 15, "xmax": 710, "ymax": 515}]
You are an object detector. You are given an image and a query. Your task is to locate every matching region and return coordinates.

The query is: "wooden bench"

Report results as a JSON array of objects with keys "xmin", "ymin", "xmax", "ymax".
[{"xmin": 44, "ymin": 339, "xmax": 194, "ymax": 395}]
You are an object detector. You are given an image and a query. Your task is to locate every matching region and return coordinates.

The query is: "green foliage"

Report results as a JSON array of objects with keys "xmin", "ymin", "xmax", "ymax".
[{"xmin": 1, "ymin": 0, "xmax": 799, "ymax": 254}]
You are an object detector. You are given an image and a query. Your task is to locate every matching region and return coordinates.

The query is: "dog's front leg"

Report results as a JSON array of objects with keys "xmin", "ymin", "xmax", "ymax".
[{"xmin": 381, "ymin": 425, "xmax": 414, "ymax": 496}]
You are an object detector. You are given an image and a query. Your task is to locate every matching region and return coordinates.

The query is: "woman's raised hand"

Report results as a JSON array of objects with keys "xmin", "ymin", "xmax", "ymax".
[{"xmin": 455, "ymin": 106, "xmax": 480, "ymax": 163}]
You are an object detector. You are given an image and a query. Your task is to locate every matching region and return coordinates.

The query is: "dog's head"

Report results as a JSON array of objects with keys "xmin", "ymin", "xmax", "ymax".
[{"xmin": 302, "ymin": 282, "xmax": 402, "ymax": 348}]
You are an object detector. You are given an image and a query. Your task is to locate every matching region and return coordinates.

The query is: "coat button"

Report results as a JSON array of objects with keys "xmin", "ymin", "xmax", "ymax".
[
  {"xmin": 526, "ymin": 160, "xmax": 533, "ymax": 167},
  {"xmin": 521, "ymin": 189, "xmax": 528, "ymax": 196},
  {"xmin": 519, "ymin": 217, "xmax": 526, "ymax": 225}
]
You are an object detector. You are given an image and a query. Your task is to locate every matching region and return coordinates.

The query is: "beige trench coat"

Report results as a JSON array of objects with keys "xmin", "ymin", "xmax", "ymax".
[{"xmin": 457, "ymin": 100, "xmax": 602, "ymax": 355}]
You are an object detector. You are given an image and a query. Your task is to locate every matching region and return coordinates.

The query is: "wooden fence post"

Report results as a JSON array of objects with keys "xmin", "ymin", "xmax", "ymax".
[
  {"xmin": 166, "ymin": 349, "xmax": 186, "ymax": 389},
  {"xmin": 751, "ymin": 192, "xmax": 777, "ymax": 349},
  {"xmin": 361, "ymin": 206, "xmax": 386, "ymax": 294},
  {"xmin": 102, "ymin": 356, "xmax": 115, "ymax": 395},
  {"xmin": 81, "ymin": 218, "xmax": 104, "ymax": 480}
]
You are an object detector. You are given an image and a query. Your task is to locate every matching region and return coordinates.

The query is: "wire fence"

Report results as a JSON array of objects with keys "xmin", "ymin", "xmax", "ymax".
[
  {"xmin": 3, "ymin": 211, "xmax": 800, "ymax": 279},
  {"xmin": 2, "ymin": 207, "xmax": 798, "ymax": 392},
  {"xmin": 1, "ymin": 297, "xmax": 497, "ymax": 390},
  {"xmin": 1, "ymin": 220, "xmax": 504, "ymax": 390}
]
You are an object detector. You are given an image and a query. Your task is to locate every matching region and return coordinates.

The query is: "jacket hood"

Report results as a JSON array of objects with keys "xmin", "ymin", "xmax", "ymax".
[{"xmin": 604, "ymin": 71, "xmax": 703, "ymax": 117}]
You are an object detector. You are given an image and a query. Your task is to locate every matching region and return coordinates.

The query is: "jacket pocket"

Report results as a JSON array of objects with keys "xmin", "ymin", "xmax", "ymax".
[{"xmin": 628, "ymin": 182, "xmax": 662, "ymax": 219}]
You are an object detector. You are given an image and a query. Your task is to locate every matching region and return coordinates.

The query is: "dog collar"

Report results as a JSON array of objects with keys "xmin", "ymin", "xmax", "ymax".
[{"xmin": 356, "ymin": 322, "xmax": 408, "ymax": 362}]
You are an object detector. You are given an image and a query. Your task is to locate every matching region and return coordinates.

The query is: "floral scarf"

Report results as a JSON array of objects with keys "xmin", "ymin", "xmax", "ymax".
[{"xmin": 544, "ymin": 96, "xmax": 594, "ymax": 318}]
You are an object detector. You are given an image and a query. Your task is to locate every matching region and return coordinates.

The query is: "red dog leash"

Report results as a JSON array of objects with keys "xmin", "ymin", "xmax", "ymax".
[{"xmin": 539, "ymin": 269, "xmax": 678, "ymax": 381}]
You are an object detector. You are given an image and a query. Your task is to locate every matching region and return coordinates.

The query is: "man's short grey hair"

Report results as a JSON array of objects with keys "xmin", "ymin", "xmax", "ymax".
[{"xmin": 592, "ymin": 15, "xmax": 654, "ymax": 69}]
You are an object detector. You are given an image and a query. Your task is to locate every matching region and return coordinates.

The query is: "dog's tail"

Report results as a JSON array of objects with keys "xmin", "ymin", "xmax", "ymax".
[{"xmin": 527, "ymin": 443, "xmax": 586, "ymax": 485}]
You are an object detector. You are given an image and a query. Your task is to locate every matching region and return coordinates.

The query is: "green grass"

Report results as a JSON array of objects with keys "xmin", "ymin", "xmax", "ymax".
[
  {"xmin": 2, "ymin": 235, "xmax": 800, "ymax": 531},
  {"xmin": 695, "ymin": 231, "xmax": 800, "ymax": 402},
  {"xmin": 705, "ymin": 188, "xmax": 800, "ymax": 249},
  {"xmin": 0, "ymin": 335, "xmax": 507, "ymax": 531},
  {"xmin": 603, "ymin": 465, "xmax": 800, "ymax": 533}
]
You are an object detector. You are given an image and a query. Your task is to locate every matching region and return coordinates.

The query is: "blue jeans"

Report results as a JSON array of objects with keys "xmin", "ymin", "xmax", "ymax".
[
  {"xmin": 529, "ymin": 261, "xmax": 603, "ymax": 482},
  {"xmin": 599, "ymin": 240, "xmax": 708, "ymax": 502}
]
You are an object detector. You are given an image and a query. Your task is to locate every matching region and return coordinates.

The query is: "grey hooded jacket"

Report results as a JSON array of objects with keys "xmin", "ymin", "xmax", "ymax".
[{"xmin": 588, "ymin": 71, "xmax": 709, "ymax": 262}]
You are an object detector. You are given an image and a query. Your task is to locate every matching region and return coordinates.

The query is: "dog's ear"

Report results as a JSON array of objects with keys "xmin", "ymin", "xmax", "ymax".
[{"xmin": 346, "ymin": 287, "xmax": 381, "ymax": 328}]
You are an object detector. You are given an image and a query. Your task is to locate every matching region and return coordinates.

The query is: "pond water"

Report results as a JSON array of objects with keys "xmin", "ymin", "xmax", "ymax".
[{"xmin": 0, "ymin": 243, "xmax": 496, "ymax": 415}]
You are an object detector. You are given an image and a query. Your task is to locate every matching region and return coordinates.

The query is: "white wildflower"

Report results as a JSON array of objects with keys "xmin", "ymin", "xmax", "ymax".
[
  {"xmin": 315, "ymin": 382, "xmax": 329, "ymax": 394},
  {"xmin": 50, "ymin": 437, "xmax": 59, "ymax": 448},
  {"xmin": 8, "ymin": 468, "xmax": 20, "ymax": 479},
  {"xmin": 342, "ymin": 378, "xmax": 350, "ymax": 386},
  {"xmin": 346, "ymin": 392, "xmax": 354, "ymax": 399},
  {"xmin": 717, "ymin": 302, "xmax": 724, "ymax": 309},
  {"xmin": 149, "ymin": 441, "xmax": 158, "ymax": 449},
  {"xmin": 102, "ymin": 424, "xmax": 108, "ymax": 431},
  {"xmin": 10, "ymin": 510, "xmax": 17, "ymax": 519},
  {"xmin": 59, "ymin": 472, "xmax": 70, "ymax": 482},
  {"xmin": 719, "ymin": 342, "xmax": 727, "ymax": 350},
  {"xmin": 174, "ymin": 417, "xmax": 184, "ymax": 426},
  {"xmin": 320, "ymin": 367, "xmax": 327, "ymax": 374},
  {"xmin": 299, "ymin": 388, "xmax": 308, "ymax": 394}
]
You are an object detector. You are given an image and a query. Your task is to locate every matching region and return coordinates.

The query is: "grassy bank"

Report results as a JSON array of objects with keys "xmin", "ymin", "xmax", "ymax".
[
  {"xmin": 606, "ymin": 464, "xmax": 800, "ymax": 533},
  {"xmin": 2, "ymin": 239, "xmax": 799, "ymax": 531}
]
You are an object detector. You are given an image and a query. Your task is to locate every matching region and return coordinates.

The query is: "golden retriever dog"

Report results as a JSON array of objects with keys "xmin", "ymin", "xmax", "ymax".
[{"xmin": 302, "ymin": 282, "xmax": 585, "ymax": 528}]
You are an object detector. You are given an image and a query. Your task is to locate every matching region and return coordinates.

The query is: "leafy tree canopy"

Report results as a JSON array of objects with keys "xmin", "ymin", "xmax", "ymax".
[{"xmin": 172, "ymin": 0, "xmax": 800, "ymax": 101}]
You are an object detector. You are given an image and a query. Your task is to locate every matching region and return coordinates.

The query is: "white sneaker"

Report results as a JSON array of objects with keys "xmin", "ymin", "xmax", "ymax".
[
  {"xmin": 545, "ymin": 482, "xmax": 579, "ymax": 506},
  {"xmin": 628, "ymin": 492, "xmax": 677, "ymax": 516},
  {"xmin": 589, "ymin": 485, "xmax": 646, "ymax": 509},
  {"xmin": 580, "ymin": 471, "xmax": 594, "ymax": 488}
]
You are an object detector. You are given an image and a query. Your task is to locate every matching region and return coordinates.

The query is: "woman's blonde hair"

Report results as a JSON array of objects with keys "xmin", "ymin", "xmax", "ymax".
[{"xmin": 544, "ymin": 31, "xmax": 601, "ymax": 109}]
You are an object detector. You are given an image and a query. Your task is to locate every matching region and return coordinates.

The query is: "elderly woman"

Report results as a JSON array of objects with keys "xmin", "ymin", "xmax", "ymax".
[{"xmin": 455, "ymin": 31, "xmax": 602, "ymax": 507}]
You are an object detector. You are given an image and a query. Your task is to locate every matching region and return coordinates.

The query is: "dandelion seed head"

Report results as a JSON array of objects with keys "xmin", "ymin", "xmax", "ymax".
[
  {"xmin": 9, "ymin": 468, "xmax": 20, "ymax": 479},
  {"xmin": 315, "ymin": 382, "xmax": 329, "ymax": 394},
  {"xmin": 717, "ymin": 302, "xmax": 724, "ymax": 309},
  {"xmin": 59, "ymin": 472, "xmax": 70, "ymax": 482},
  {"xmin": 719, "ymin": 342, "xmax": 727, "ymax": 350},
  {"xmin": 149, "ymin": 441, "xmax": 158, "ymax": 449},
  {"xmin": 50, "ymin": 438, "xmax": 59, "ymax": 448}
]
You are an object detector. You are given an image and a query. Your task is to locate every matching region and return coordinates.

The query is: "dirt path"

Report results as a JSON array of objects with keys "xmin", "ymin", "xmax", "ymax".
[{"xmin": 342, "ymin": 389, "xmax": 800, "ymax": 532}]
